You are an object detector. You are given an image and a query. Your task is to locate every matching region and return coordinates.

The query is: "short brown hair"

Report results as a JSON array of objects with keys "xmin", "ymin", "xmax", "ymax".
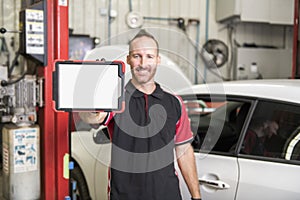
[{"xmin": 129, "ymin": 29, "xmax": 159, "ymax": 54}]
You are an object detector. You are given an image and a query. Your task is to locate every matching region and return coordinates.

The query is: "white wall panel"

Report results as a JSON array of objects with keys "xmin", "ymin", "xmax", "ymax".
[
  {"xmin": 169, "ymin": 0, "xmax": 180, "ymax": 18},
  {"xmin": 98, "ymin": 0, "xmax": 108, "ymax": 40},
  {"xmin": 84, "ymin": 0, "xmax": 96, "ymax": 36},
  {"xmin": 159, "ymin": 0, "xmax": 170, "ymax": 18},
  {"xmin": 70, "ymin": 0, "xmax": 84, "ymax": 33},
  {"xmin": 190, "ymin": 0, "xmax": 201, "ymax": 19}
]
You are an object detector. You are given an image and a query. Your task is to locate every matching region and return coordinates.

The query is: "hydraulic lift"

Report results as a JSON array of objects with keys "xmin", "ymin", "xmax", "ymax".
[{"xmin": 1, "ymin": 0, "xmax": 70, "ymax": 199}]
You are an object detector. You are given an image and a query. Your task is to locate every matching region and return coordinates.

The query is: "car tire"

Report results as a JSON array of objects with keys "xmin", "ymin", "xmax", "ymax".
[{"xmin": 71, "ymin": 166, "xmax": 91, "ymax": 200}]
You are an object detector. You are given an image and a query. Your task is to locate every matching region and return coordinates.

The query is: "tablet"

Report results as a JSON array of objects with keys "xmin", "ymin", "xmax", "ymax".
[{"xmin": 53, "ymin": 60, "xmax": 125, "ymax": 112}]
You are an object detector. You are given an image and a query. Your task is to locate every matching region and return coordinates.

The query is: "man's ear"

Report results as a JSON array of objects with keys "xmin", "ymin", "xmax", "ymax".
[
  {"xmin": 126, "ymin": 55, "xmax": 130, "ymax": 64},
  {"xmin": 157, "ymin": 55, "xmax": 161, "ymax": 65}
]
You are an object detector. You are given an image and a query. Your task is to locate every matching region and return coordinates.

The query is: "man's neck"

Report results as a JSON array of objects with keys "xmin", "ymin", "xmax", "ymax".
[{"xmin": 131, "ymin": 80, "xmax": 156, "ymax": 94}]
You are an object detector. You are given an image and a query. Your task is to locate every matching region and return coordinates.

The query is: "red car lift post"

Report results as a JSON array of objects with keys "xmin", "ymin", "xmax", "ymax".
[{"xmin": 38, "ymin": 0, "xmax": 70, "ymax": 199}]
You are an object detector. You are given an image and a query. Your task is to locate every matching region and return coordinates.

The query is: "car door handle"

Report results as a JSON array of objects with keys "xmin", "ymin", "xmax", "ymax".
[{"xmin": 199, "ymin": 179, "xmax": 230, "ymax": 189}]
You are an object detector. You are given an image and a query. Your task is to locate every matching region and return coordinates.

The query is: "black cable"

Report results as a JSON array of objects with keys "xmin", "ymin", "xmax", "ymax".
[
  {"xmin": 1, "ymin": 71, "xmax": 27, "ymax": 86},
  {"xmin": 8, "ymin": 50, "xmax": 20, "ymax": 78},
  {"xmin": 0, "ymin": 37, "xmax": 10, "ymax": 67}
]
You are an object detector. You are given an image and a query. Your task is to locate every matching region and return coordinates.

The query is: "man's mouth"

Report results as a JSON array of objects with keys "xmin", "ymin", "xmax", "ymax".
[{"xmin": 136, "ymin": 67, "xmax": 148, "ymax": 74}]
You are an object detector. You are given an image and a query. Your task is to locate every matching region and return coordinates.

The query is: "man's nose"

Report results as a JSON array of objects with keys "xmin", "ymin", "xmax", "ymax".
[{"xmin": 140, "ymin": 57, "xmax": 146, "ymax": 67}]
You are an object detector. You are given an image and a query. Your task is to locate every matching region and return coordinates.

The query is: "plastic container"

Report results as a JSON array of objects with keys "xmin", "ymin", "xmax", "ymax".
[{"xmin": 2, "ymin": 124, "xmax": 40, "ymax": 200}]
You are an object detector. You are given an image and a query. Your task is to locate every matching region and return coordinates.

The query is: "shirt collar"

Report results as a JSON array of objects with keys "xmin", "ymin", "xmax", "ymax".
[{"xmin": 125, "ymin": 80, "xmax": 164, "ymax": 99}]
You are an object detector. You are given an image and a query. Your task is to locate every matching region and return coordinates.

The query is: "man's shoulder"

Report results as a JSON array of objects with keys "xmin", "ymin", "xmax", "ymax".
[{"xmin": 161, "ymin": 89, "xmax": 182, "ymax": 104}]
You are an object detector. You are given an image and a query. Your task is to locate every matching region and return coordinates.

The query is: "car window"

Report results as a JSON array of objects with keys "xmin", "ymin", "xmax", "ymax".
[
  {"xmin": 183, "ymin": 95, "xmax": 251, "ymax": 154},
  {"xmin": 240, "ymin": 100, "xmax": 300, "ymax": 162}
]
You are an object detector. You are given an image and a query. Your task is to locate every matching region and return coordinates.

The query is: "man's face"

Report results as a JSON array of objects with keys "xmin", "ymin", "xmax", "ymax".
[{"xmin": 127, "ymin": 36, "xmax": 161, "ymax": 86}]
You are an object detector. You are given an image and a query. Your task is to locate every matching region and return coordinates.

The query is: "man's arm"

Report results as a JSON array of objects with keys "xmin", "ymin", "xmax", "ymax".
[
  {"xmin": 78, "ymin": 112, "xmax": 108, "ymax": 124},
  {"xmin": 176, "ymin": 143, "xmax": 201, "ymax": 199}
]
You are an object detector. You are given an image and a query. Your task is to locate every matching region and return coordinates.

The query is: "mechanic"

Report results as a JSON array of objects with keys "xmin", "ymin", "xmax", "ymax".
[{"xmin": 79, "ymin": 29, "xmax": 201, "ymax": 200}]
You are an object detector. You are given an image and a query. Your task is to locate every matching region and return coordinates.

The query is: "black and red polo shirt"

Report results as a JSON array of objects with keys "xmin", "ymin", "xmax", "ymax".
[{"xmin": 104, "ymin": 81, "xmax": 193, "ymax": 200}]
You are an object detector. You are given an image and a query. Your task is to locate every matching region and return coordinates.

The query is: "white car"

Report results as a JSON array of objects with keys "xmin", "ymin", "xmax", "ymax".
[
  {"xmin": 179, "ymin": 79, "xmax": 300, "ymax": 200},
  {"xmin": 71, "ymin": 79, "xmax": 300, "ymax": 200}
]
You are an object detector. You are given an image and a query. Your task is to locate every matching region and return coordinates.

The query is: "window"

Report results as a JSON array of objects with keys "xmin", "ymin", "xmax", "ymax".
[
  {"xmin": 240, "ymin": 100, "xmax": 300, "ymax": 162},
  {"xmin": 183, "ymin": 95, "xmax": 251, "ymax": 153}
]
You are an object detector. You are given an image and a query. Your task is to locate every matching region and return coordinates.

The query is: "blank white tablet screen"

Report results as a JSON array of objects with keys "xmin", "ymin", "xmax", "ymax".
[{"xmin": 57, "ymin": 63, "xmax": 120, "ymax": 110}]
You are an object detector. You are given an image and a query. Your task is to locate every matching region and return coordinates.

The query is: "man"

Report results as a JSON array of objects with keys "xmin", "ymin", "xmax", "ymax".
[
  {"xmin": 243, "ymin": 118, "xmax": 279, "ymax": 156},
  {"xmin": 80, "ymin": 29, "xmax": 201, "ymax": 200}
]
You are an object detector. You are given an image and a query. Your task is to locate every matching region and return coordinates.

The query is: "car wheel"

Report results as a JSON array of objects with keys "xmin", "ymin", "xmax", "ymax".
[{"xmin": 71, "ymin": 166, "xmax": 91, "ymax": 200}]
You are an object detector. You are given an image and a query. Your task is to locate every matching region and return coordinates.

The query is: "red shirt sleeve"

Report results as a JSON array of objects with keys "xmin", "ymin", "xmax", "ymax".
[{"xmin": 175, "ymin": 96, "xmax": 194, "ymax": 145}]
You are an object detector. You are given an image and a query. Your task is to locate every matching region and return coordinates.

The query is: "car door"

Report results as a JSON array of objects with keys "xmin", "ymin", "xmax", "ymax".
[
  {"xmin": 195, "ymin": 153, "xmax": 238, "ymax": 200},
  {"xmin": 236, "ymin": 100, "xmax": 300, "ymax": 200},
  {"xmin": 182, "ymin": 95, "xmax": 252, "ymax": 200}
]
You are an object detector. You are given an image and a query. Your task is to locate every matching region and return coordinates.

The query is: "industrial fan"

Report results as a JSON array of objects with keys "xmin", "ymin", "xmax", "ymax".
[{"xmin": 201, "ymin": 39, "xmax": 229, "ymax": 68}]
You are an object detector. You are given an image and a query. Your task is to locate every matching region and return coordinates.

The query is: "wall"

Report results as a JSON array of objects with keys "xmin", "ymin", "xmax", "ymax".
[
  {"xmin": 69, "ymin": 0, "xmax": 212, "ymax": 83},
  {"xmin": 0, "ymin": 0, "xmax": 294, "ymax": 83}
]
